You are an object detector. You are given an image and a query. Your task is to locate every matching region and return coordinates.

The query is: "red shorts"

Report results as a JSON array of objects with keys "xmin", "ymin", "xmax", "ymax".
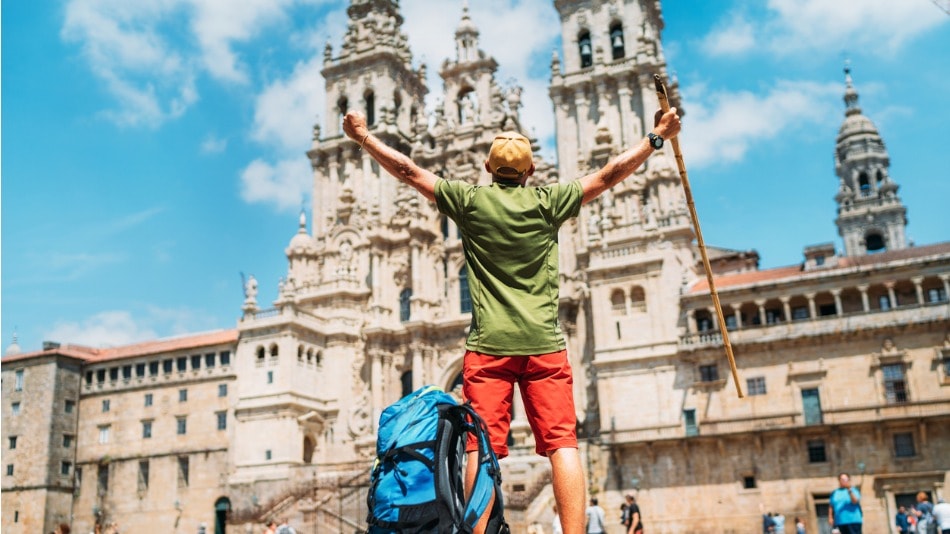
[{"xmin": 462, "ymin": 349, "xmax": 578, "ymax": 459}]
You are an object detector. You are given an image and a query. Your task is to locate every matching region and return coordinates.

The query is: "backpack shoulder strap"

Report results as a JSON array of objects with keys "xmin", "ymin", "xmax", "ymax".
[{"xmin": 453, "ymin": 403, "xmax": 507, "ymax": 532}]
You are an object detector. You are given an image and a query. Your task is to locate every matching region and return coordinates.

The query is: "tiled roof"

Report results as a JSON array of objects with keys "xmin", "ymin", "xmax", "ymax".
[
  {"xmin": 689, "ymin": 241, "xmax": 950, "ymax": 294},
  {"xmin": 2, "ymin": 329, "xmax": 239, "ymax": 365}
]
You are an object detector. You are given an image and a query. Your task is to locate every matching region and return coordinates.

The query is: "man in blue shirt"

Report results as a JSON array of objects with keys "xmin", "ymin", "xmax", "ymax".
[{"xmin": 829, "ymin": 472, "xmax": 863, "ymax": 534}]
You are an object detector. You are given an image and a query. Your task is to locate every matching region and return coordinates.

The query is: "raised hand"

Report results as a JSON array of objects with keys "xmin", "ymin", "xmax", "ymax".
[{"xmin": 343, "ymin": 111, "xmax": 369, "ymax": 142}]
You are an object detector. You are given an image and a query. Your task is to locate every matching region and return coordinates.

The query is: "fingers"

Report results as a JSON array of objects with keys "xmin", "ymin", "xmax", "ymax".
[
  {"xmin": 654, "ymin": 109, "xmax": 663, "ymax": 128},
  {"xmin": 342, "ymin": 110, "xmax": 368, "ymax": 140}
]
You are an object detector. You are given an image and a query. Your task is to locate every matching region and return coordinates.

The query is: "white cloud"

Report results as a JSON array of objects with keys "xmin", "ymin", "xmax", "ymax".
[
  {"xmin": 679, "ymin": 80, "xmax": 840, "ymax": 168},
  {"xmin": 251, "ymin": 57, "xmax": 327, "ymax": 149},
  {"xmin": 201, "ymin": 134, "xmax": 228, "ymax": 154},
  {"xmin": 240, "ymin": 157, "xmax": 312, "ymax": 211},
  {"xmin": 45, "ymin": 311, "xmax": 158, "ymax": 347},
  {"xmin": 61, "ymin": 0, "xmax": 311, "ymax": 127},
  {"xmin": 702, "ymin": 0, "xmax": 946, "ymax": 58}
]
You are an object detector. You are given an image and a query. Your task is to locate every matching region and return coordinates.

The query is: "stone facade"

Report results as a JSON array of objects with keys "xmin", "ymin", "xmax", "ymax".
[{"xmin": 3, "ymin": 1, "xmax": 948, "ymax": 533}]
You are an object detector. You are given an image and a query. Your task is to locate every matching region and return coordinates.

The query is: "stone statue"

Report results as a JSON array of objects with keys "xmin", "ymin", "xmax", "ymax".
[{"xmin": 243, "ymin": 275, "xmax": 258, "ymax": 302}]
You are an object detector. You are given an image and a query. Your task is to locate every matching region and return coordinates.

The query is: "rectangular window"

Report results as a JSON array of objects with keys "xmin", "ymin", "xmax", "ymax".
[
  {"xmin": 85, "ymin": 371, "xmax": 93, "ymax": 385},
  {"xmin": 883, "ymin": 364, "xmax": 908, "ymax": 404},
  {"xmin": 138, "ymin": 460, "xmax": 149, "ymax": 491},
  {"xmin": 6, "ymin": 464, "xmax": 13, "ymax": 476},
  {"xmin": 98, "ymin": 425, "xmax": 110, "ymax": 444},
  {"xmin": 11, "ymin": 402, "xmax": 21, "ymax": 416},
  {"xmin": 177, "ymin": 357, "xmax": 187, "ymax": 372},
  {"xmin": 191, "ymin": 354, "xmax": 201, "ymax": 370},
  {"xmin": 98, "ymin": 464, "xmax": 109, "ymax": 494},
  {"xmin": 746, "ymin": 377, "xmax": 767, "ymax": 396},
  {"xmin": 802, "ymin": 388, "xmax": 823, "ymax": 426},
  {"xmin": 218, "ymin": 383, "xmax": 228, "ymax": 397},
  {"xmin": 944, "ymin": 358, "xmax": 950, "ymax": 378},
  {"xmin": 65, "ymin": 400, "xmax": 75, "ymax": 413},
  {"xmin": 894, "ymin": 432, "xmax": 916, "ymax": 458},
  {"xmin": 96, "ymin": 369, "xmax": 106, "ymax": 382},
  {"xmin": 725, "ymin": 314, "xmax": 738, "ymax": 330},
  {"xmin": 766, "ymin": 309, "xmax": 783, "ymax": 324},
  {"xmin": 142, "ymin": 421, "xmax": 152, "ymax": 439},
  {"xmin": 220, "ymin": 351, "xmax": 231, "ymax": 366},
  {"xmin": 63, "ymin": 434, "xmax": 73, "ymax": 448},
  {"xmin": 792, "ymin": 306, "xmax": 809, "ymax": 320},
  {"xmin": 75, "ymin": 466, "xmax": 82, "ymax": 494},
  {"xmin": 205, "ymin": 353, "xmax": 216, "ymax": 368},
  {"xmin": 699, "ymin": 364, "xmax": 719, "ymax": 382},
  {"xmin": 102, "ymin": 399, "xmax": 110, "ymax": 412},
  {"xmin": 807, "ymin": 439, "xmax": 827, "ymax": 463},
  {"xmin": 743, "ymin": 475, "xmax": 756, "ymax": 489},
  {"xmin": 819, "ymin": 304, "xmax": 837, "ymax": 316},
  {"xmin": 144, "ymin": 393, "xmax": 153, "ymax": 407},
  {"xmin": 928, "ymin": 287, "xmax": 947, "ymax": 303},
  {"xmin": 179, "ymin": 389, "xmax": 188, "ymax": 402},
  {"xmin": 61, "ymin": 461, "xmax": 71, "ymax": 476},
  {"xmin": 15, "ymin": 369, "xmax": 24, "ymax": 391},
  {"xmin": 178, "ymin": 456, "xmax": 189, "ymax": 486},
  {"xmin": 135, "ymin": 363, "xmax": 146, "ymax": 377},
  {"xmin": 109, "ymin": 367, "xmax": 118, "ymax": 381},
  {"xmin": 683, "ymin": 409, "xmax": 698, "ymax": 437},
  {"xmin": 149, "ymin": 361, "xmax": 159, "ymax": 376},
  {"xmin": 177, "ymin": 417, "xmax": 187, "ymax": 435},
  {"xmin": 163, "ymin": 359, "xmax": 173, "ymax": 374},
  {"xmin": 267, "ymin": 371, "xmax": 274, "ymax": 384},
  {"xmin": 266, "ymin": 449, "xmax": 272, "ymax": 460},
  {"xmin": 122, "ymin": 365, "xmax": 132, "ymax": 379},
  {"xmin": 8, "ymin": 436, "xmax": 17, "ymax": 449},
  {"xmin": 217, "ymin": 411, "xmax": 227, "ymax": 431}
]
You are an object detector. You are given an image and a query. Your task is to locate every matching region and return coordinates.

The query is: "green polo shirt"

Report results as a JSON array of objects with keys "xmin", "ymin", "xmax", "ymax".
[{"xmin": 435, "ymin": 178, "xmax": 583, "ymax": 355}]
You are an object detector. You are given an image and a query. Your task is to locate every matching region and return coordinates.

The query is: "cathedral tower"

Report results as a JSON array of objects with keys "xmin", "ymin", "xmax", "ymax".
[{"xmin": 834, "ymin": 65, "xmax": 908, "ymax": 256}]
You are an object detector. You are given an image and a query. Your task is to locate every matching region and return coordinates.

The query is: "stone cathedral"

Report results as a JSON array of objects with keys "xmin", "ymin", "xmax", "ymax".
[{"xmin": 3, "ymin": 1, "xmax": 948, "ymax": 533}]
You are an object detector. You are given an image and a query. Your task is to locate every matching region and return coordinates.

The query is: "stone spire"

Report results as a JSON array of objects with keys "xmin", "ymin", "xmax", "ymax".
[
  {"xmin": 5, "ymin": 329, "xmax": 21, "ymax": 357},
  {"xmin": 834, "ymin": 63, "xmax": 907, "ymax": 256},
  {"xmin": 338, "ymin": 0, "xmax": 412, "ymax": 63},
  {"xmin": 455, "ymin": 0, "xmax": 480, "ymax": 63}
]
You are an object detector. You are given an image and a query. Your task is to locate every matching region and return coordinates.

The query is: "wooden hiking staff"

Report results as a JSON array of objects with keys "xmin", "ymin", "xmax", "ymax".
[{"xmin": 653, "ymin": 74, "xmax": 744, "ymax": 398}]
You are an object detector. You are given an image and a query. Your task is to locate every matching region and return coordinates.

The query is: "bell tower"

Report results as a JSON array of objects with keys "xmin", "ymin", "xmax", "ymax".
[{"xmin": 834, "ymin": 65, "xmax": 908, "ymax": 256}]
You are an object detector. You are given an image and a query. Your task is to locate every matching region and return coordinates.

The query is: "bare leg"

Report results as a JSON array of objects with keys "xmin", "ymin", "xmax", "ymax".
[
  {"xmin": 465, "ymin": 450, "xmax": 493, "ymax": 534},
  {"xmin": 550, "ymin": 447, "xmax": 585, "ymax": 534}
]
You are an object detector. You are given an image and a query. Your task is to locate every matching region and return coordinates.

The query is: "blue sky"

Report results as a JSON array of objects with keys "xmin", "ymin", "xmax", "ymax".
[{"xmin": 3, "ymin": 0, "xmax": 949, "ymax": 352}]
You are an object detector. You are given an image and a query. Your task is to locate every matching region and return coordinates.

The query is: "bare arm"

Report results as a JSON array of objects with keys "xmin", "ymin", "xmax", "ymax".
[
  {"xmin": 343, "ymin": 111, "xmax": 438, "ymax": 203},
  {"xmin": 579, "ymin": 108, "xmax": 681, "ymax": 204}
]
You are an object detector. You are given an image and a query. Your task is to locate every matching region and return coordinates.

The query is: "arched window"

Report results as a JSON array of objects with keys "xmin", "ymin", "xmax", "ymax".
[
  {"xmin": 303, "ymin": 436, "xmax": 315, "ymax": 464},
  {"xmin": 256, "ymin": 346, "xmax": 266, "ymax": 361},
  {"xmin": 610, "ymin": 290, "xmax": 627, "ymax": 315},
  {"xmin": 316, "ymin": 351, "xmax": 323, "ymax": 366},
  {"xmin": 400, "ymin": 288, "xmax": 412, "ymax": 322},
  {"xmin": 866, "ymin": 232, "xmax": 886, "ymax": 253},
  {"xmin": 630, "ymin": 286, "xmax": 647, "ymax": 312},
  {"xmin": 459, "ymin": 266, "xmax": 472, "ymax": 313},
  {"xmin": 876, "ymin": 169, "xmax": 885, "ymax": 184},
  {"xmin": 337, "ymin": 96, "xmax": 348, "ymax": 130},
  {"xmin": 306, "ymin": 348, "xmax": 314, "ymax": 363},
  {"xmin": 578, "ymin": 31, "xmax": 593, "ymax": 68},
  {"xmin": 215, "ymin": 497, "xmax": 231, "ymax": 534},
  {"xmin": 364, "ymin": 90, "xmax": 375, "ymax": 125},
  {"xmin": 401, "ymin": 371, "xmax": 413, "ymax": 398},
  {"xmin": 297, "ymin": 345, "xmax": 304, "ymax": 361},
  {"xmin": 269, "ymin": 344, "xmax": 279, "ymax": 358},
  {"xmin": 858, "ymin": 172, "xmax": 870, "ymax": 194},
  {"xmin": 610, "ymin": 23, "xmax": 625, "ymax": 59}
]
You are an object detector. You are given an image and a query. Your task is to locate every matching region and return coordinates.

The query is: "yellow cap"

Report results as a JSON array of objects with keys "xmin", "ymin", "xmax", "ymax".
[{"xmin": 487, "ymin": 131, "xmax": 532, "ymax": 178}]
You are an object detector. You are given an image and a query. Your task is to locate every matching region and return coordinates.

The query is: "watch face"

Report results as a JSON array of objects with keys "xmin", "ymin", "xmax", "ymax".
[{"xmin": 650, "ymin": 134, "xmax": 663, "ymax": 149}]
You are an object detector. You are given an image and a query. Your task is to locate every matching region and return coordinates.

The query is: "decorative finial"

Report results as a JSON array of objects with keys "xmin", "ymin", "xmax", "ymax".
[
  {"xmin": 843, "ymin": 59, "xmax": 861, "ymax": 115},
  {"xmin": 5, "ymin": 328, "xmax": 22, "ymax": 356}
]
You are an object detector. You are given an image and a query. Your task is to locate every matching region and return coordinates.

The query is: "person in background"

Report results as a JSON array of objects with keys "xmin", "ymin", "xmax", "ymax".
[
  {"xmin": 585, "ymin": 498, "xmax": 607, "ymax": 534},
  {"xmin": 897, "ymin": 506, "xmax": 911, "ymax": 533},
  {"xmin": 773, "ymin": 512, "xmax": 786, "ymax": 534},
  {"xmin": 794, "ymin": 516, "xmax": 806, "ymax": 534},
  {"xmin": 917, "ymin": 493, "xmax": 936, "ymax": 534},
  {"xmin": 932, "ymin": 498, "xmax": 950, "ymax": 534},
  {"xmin": 829, "ymin": 473, "xmax": 862, "ymax": 534}
]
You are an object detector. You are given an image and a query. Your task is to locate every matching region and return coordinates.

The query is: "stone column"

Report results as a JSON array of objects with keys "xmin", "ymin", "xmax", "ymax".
[
  {"xmin": 731, "ymin": 304, "xmax": 743, "ymax": 329},
  {"xmin": 755, "ymin": 299, "xmax": 767, "ymax": 326},
  {"xmin": 780, "ymin": 296, "xmax": 792, "ymax": 323},
  {"xmin": 370, "ymin": 350, "xmax": 383, "ymax": 421},
  {"xmin": 805, "ymin": 293, "xmax": 817, "ymax": 320},
  {"xmin": 911, "ymin": 276, "xmax": 925, "ymax": 305},
  {"xmin": 831, "ymin": 289, "xmax": 843, "ymax": 316},
  {"xmin": 857, "ymin": 284, "xmax": 870, "ymax": 312},
  {"xmin": 885, "ymin": 281, "xmax": 897, "ymax": 309},
  {"xmin": 686, "ymin": 309, "xmax": 697, "ymax": 334},
  {"xmin": 411, "ymin": 345, "xmax": 424, "ymax": 391},
  {"xmin": 707, "ymin": 307, "xmax": 719, "ymax": 331},
  {"xmin": 573, "ymin": 88, "xmax": 591, "ymax": 158}
]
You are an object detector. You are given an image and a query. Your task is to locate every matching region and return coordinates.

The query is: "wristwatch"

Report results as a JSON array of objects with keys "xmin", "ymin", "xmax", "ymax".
[{"xmin": 648, "ymin": 132, "xmax": 664, "ymax": 150}]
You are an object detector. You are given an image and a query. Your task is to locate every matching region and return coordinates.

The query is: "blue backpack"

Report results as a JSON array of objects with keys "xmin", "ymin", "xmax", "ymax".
[{"xmin": 367, "ymin": 385, "xmax": 509, "ymax": 533}]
